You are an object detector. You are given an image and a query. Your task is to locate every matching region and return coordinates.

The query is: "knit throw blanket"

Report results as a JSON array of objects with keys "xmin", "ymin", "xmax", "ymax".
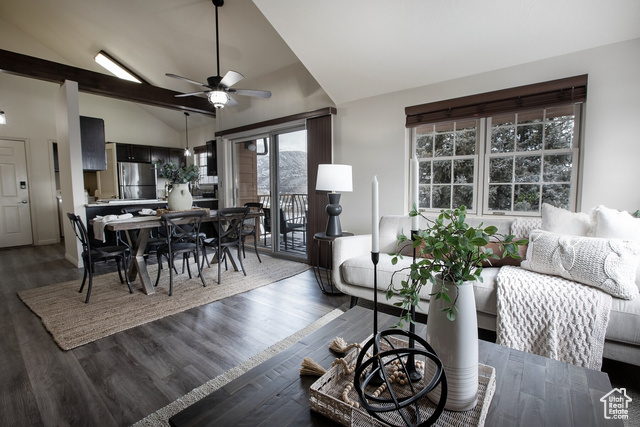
[{"xmin": 496, "ymin": 265, "xmax": 612, "ymax": 370}]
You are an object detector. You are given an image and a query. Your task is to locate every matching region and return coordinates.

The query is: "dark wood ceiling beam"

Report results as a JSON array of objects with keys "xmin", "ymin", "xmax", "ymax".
[{"xmin": 0, "ymin": 49, "xmax": 216, "ymax": 118}]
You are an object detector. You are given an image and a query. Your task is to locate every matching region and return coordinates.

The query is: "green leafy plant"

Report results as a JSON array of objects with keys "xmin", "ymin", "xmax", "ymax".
[
  {"xmin": 154, "ymin": 160, "xmax": 200, "ymax": 184},
  {"xmin": 386, "ymin": 206, "xmax": 527, "ymax": 326}
]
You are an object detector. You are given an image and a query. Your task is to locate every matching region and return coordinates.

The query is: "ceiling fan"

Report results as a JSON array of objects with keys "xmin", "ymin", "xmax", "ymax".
[{"xmin": 166, "ymin": 0, "xmax": 272, "ymax": 109}]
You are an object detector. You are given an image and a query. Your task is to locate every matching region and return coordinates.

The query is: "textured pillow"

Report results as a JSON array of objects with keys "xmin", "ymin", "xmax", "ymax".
[
  {"xmin": 510, "ymin": 217, "xmax": 542, "ymax": 239},
  {"xmin": 521, "ymin": 230, "xmax": 640, "ymax": 300},
  {"xmin": 541, "ymin": 203, "xmax": 595, "ymax": 236},
  {"xmin": 593, "ymin": 205, "xmax": 640, "ymax": 288}
]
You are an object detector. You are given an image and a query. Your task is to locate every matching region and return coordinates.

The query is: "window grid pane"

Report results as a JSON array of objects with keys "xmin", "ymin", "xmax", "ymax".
[{"xmin": 486, "ymin": 107, "xmax": 576, "ymax": 213}]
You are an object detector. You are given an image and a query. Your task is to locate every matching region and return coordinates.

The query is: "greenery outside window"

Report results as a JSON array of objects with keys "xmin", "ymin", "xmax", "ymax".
[
  {"xmin": 415, "ymin": 119, "xmax": 478, "ymax": 211},
  {"xmin": 486, "ymin": 105, "xmax": 579, "ymax": 213}
]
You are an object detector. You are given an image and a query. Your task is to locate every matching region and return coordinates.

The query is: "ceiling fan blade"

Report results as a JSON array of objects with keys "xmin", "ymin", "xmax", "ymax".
[
  {"xmin": 226, "ymin": 96, "xmax": 238, "ymax": 107},
  {"xmin": 174, "ymin": 91, "xmax": 209, "ymax": 98},
  {"xmin": 165, "ymin": 73, "xmax": 210, "ymax": 88},
  {"xmin": 219, "ymin": 70, "xmax": 244, "ymax": 88},
  {"xmin": 229, "ymin": 88, "xmax": 272, "ymax": 99}
]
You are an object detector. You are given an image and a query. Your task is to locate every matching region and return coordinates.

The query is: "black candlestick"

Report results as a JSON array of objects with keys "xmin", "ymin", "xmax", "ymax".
[{"xmin": 368, "ymin": 251, "xmax": 384, "ymax": 386}]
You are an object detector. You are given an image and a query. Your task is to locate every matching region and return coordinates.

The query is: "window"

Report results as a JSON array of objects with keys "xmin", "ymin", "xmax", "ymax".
[
  {"xmin": 194, "ymin": 146, "xmax": 215, "ymax": 185},
  {"xmin": 407, "ymin": 75, "xmax": 586, "ymax": 216}
]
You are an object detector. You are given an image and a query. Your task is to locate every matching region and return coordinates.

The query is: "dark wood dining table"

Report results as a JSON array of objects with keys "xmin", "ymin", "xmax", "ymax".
[{"xmin": 103, "ymin": 210, "xmax": 262, "ymax": 295}]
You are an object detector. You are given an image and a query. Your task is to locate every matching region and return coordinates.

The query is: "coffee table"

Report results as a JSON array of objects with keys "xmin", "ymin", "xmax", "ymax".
[{"xmin": 169, "ymin": 306, "xmax": 622, "ymax": 426}]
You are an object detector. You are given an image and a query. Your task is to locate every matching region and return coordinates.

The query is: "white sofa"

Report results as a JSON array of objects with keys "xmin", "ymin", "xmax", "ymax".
[{"xmin": 332, "ymin": 214, "xmax": 640, "ymax": 366}]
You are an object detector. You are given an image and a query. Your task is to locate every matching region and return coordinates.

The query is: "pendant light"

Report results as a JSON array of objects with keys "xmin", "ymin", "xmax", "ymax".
[{"xmin": 184, "ymin": 112, "xmax": 191, "ymax": 157}]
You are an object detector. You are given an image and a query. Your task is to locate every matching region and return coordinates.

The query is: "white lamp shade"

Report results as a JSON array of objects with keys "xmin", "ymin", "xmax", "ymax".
[{"xmin": 316, "ymin": 164, "xmax": 353, "ymax": 192}]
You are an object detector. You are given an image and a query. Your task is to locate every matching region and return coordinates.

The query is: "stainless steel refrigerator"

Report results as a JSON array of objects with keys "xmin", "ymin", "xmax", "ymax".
[{"xmin": 118, "ymin": 162, "xmax": 157, "ymax": 199}]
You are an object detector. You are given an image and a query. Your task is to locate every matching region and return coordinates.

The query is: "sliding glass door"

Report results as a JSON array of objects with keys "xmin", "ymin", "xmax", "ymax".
[{"xmin": 233, "ymin": 127, "xmax": 308, "ymax": 259}]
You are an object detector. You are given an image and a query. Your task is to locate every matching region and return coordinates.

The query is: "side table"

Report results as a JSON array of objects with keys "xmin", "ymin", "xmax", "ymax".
[{"xmin": 312, "ymin": 231, "xmax": 353, "ymax": 295}]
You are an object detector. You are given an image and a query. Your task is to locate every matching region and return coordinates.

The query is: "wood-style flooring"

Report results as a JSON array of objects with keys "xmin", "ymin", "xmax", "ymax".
[{"xmin": 0, "ymin": 243, "xmax": 348, "ymax": 426}]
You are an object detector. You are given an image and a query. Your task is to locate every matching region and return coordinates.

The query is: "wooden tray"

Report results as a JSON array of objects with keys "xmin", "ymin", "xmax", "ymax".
[{"xmin": 309, "ymin": 335, "xmax": 496, "ymax": 427}]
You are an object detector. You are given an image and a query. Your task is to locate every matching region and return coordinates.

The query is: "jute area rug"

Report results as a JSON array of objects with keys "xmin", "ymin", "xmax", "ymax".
[
  {"xmin": 18, "ymin": 254, "xmax": 310, "ymax": 351},
  {"xmin": 131, "ymin": 308, "xmax": 345, "ymax": 427}
]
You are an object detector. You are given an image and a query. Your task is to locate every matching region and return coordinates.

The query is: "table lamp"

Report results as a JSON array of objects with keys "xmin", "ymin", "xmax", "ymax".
[{"xmin": 316, "ymin": 164, "xmax": 353, "ymax": 236}]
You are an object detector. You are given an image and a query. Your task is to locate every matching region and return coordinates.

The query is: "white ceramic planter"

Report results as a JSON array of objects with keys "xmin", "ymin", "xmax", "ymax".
[
  {"xmin": 424, "ymin": 275, "xmax": 479, "ymax": 411},
  {"xmin": 167, "ymin": 183, "xmax": 193, "ymax": 211}
]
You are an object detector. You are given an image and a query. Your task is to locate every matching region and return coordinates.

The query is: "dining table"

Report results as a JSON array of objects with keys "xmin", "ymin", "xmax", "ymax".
[{"xmin": 102, "ymin": 210, "xmax": 262, "ymax": 295}]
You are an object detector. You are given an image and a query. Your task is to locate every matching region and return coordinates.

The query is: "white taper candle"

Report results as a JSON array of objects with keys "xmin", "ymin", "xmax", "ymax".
[{"xmin": 372, "ymin": 175, "xmax": 379, "ymax": 252}]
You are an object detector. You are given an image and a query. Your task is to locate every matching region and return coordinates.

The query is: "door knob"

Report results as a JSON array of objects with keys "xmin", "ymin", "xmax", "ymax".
[{"xmin": 21, "ymin": 200, "xmax": 28, "ymax": 204}]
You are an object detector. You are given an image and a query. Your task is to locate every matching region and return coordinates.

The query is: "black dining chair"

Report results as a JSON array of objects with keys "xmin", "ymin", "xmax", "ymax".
[
  {"xmin": 201, "ymin": 207, "xmax": 249, "ymax": 284},
  {"xmin": 241, "ymin": 202, "xmax": 263, "ymax": 262},
  {"xmin": 154, "ymin": 210, "xmax": 207, "ymax": 296},
  {"xmin": 66, "ymin": 213, "xmax": 133, "ymax": 303}
]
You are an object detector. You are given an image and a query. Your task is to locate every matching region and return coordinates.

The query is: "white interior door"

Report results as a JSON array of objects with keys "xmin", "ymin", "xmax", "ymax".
[{"xmin": 0, "ymin": 139, "xmax": 33, "ymax": 247}]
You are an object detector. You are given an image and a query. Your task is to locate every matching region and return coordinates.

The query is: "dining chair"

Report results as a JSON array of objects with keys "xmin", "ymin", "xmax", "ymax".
[
  {"xmin": 241, "ymin": 202, "xmax": 263, "ymax": 262},
  {"xmin": 66, "ymin": 213, "xmax": 133, "ymax": 303},
  {"xmin": 201, "ymin": 207, "xmax": 249, "ymax": 284},
  {"xmin": 154, "ymin": 210, "xmax": 207, "ymax": 296}
]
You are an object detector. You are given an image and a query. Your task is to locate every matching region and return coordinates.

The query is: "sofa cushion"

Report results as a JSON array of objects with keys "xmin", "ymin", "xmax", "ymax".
[
  {"xmin": 473, "ymin": 267, "xmax": 500, "ymax": 316},
  {"xmin": 608, "ymin": 296, "xmax": 640, "ymax": 345},
  {"xmin": 522, "ymin": 230, "xmax": 640, "ymax": 300},
  {"xmin": 541, "ymin": 203, "xmax": 595, "ymax": 236},
  {"xmin": 341, "ymin": 253, "xmax": 436, "ymax": 300}
]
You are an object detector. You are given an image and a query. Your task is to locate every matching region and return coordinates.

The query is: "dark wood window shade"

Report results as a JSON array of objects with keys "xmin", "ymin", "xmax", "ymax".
[{"xmin": 405, "ymin": 75, "xmax": 587, "ymax": 128}]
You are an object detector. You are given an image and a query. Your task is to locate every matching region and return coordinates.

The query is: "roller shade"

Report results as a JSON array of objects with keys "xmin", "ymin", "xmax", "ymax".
[{"xmin": 405, "ymin": 75, "xmax": 587, "ymax": 128}]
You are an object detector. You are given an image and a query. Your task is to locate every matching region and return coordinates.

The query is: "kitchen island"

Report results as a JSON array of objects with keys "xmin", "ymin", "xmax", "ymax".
[{"xmin": 85, "ymin": 198, "xmax": 218, "ymax": 245}]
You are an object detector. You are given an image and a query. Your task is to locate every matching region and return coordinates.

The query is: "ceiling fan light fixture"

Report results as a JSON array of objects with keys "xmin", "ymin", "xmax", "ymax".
[{"xmin": 208, "ymin": 90, "xmax": 229, "ymax": 108}]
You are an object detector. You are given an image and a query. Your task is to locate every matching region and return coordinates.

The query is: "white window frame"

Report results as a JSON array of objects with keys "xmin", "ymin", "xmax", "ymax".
[{"xmin": 411, "ymin": 103, "xmax": 583, "ymax": 217}]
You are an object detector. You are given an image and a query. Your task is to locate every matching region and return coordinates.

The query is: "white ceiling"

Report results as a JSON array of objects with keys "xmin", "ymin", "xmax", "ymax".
[{"xmin": 2, "ymin": 0, "xmax": 640, "ymax": 124}]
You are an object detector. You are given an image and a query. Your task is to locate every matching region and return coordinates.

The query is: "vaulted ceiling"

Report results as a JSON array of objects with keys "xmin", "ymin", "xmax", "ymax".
[{"xmin": 2, "ymin": 0, "xmax": 640, "ymax": 128}]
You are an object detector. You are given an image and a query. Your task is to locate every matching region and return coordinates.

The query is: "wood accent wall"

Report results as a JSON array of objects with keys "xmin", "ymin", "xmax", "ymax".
[{"xmin": 306, "ymin": 114, "xmax": 333, "ymax": 265}]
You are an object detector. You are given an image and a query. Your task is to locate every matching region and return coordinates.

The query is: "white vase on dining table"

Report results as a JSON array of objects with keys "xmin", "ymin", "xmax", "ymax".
[{"xmin": 167, "ymin": 183, "xmax": 193, "ymax": 211}]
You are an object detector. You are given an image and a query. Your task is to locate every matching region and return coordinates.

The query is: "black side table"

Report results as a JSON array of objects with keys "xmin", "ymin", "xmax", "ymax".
[{"xmin": 313, "ymin": 231, "xmax": 354, "ymax": 295}]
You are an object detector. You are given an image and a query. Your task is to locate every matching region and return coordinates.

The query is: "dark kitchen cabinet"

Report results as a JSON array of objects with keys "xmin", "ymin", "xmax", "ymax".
[
  {"xmin": 80, "ymin": 116, "xmax": 107, "ymax": 171},
  {"xmin": 117, "ymin": 143, "xmax": 151, "ymax": 163},
  {"xmin": 206, "ymin": 140, "xmax": 217, "ymax": 176},
  {"xmin": 169, "ymin": 148, "xmax": 185, "ymax": 167},
  {"xmin": 150, "ymin": 146, "xmax": 169, "ymax": 164}
]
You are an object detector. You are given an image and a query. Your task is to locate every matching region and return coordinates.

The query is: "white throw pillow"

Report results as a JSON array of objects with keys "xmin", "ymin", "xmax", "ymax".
[
  {"xmin": 521, "ymin": 230, "xmax": 640, "ymax": 300},
  {"xmin": 541, "ymin": 203, "xmax": 595, "ymax": 236},
  {"xmin": 593, "ymin": 205, "xmax": 640, "ymax": 288}
]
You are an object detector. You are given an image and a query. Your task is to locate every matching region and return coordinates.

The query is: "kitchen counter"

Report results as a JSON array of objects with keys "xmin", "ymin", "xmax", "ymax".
[{"xmin": 86, "ymin": 197, "xmax": 217, "ymax": 207}]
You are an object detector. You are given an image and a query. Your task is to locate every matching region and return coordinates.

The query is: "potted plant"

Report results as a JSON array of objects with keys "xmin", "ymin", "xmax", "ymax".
[
  {"xmin": 386, "ymin": 205, "xmax": 527, "ymax": 411},
  {"xmin": 154, "ymin": 160, "xmax": 200, "ymax": 211}
]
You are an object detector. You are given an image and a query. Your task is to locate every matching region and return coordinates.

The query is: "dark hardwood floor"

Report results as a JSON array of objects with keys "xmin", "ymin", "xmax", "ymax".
[{"xmin": 0, "ymin": 243, "xmax": 349, "ymax": 426}]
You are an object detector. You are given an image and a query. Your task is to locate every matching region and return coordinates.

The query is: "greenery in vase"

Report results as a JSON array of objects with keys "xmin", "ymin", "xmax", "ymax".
[
  {"xmin": 386, "ymin": 206, "xmax": 527, "ymax": 326},
  {"xmin": 154, "ymin": 160, "xmax": 200, "ymax": 184}
]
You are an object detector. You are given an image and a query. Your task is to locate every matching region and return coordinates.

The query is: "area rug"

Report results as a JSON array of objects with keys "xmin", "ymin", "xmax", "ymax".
[
  {"xmin": 18, "ymin": 255, "xmax": 310, "ymax": 350},
  {"xmin": 131, "ymin": 307, "xmax": 345, "ymax": 427}
]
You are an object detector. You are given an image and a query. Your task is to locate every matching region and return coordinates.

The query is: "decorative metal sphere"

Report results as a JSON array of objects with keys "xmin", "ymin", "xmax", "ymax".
[{"xmin": 353, "ymin": 329, "xmax": 447, "ymax": 427}]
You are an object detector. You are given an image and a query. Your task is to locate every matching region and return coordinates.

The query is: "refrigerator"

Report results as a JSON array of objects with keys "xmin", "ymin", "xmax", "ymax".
[{"xmin": 118, "ymin": 162, "xmax": 158, "ymax": 199}]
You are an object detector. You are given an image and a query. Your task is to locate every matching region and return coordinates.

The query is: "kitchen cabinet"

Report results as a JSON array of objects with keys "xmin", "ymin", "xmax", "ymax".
[
  {"xmin": 80, "ymin": 116, "xmax": 107, "ymax": 171},
  {"xmin": 169, "ymin": 148, "xmax": 185, "ymax": 167},
  {"xmin": 206, "ymin": 140, "xmax": 217, "ymax": 176},
  {"xmin": 150, "ymin": 146, "xmax": 169, "ymax": 164},
  {"xmin": 116, "ymin": 143, "xmax": 151, "ymax": 163}
]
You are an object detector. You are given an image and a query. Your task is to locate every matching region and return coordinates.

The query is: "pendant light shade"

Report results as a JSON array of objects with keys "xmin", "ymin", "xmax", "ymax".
[{"xmin": 184, "ymin": 112, "xmax": 191, "ymax": 157}]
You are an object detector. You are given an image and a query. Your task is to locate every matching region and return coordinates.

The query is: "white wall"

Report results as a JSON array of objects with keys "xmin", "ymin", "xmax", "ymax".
[{"xmin": 334, "ymin": 38, "xmax": 640, "ymax": 235}]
